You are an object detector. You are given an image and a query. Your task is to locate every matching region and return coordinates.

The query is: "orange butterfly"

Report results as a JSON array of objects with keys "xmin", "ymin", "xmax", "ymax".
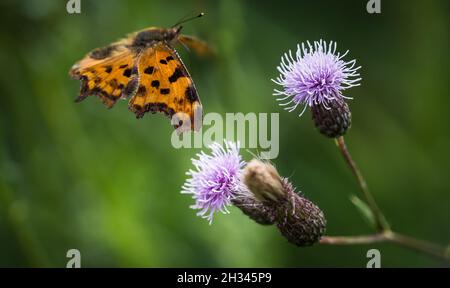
[{"xmin": 69, "ymin": 14, "xmax": 209, "ymax": 132}]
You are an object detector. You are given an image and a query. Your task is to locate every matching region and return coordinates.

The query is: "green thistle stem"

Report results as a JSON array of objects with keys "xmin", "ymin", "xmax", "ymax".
[
  {"xmin": 335, "ymin": 136, "xmax": 389, "ymax": 231},
  {"xmin": 320, "ymin": 231, "xmax": 450, "ymax": 262},
  {"xmin": 330, "ymin": 136, "xmax": 450, "ymax": 263}
]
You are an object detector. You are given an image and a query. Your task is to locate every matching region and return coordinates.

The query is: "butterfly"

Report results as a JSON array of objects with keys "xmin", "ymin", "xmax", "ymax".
[{"xmin": 69, "ymin": 14, "xmax": 209, "ymax": 132}]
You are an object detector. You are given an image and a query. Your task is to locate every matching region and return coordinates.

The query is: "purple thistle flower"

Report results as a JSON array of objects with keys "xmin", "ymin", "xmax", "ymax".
[
  {"xmin": 181, "ymin": 141, "xmax": 246, "ymax": 224},
  {"xmin": 272, "ymin": 40, "xmax": 361, "ymax": 116}
]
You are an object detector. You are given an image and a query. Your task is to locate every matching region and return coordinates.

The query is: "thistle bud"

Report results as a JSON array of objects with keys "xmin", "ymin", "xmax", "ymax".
[
  {"xmin": 243, "ymin": 159, "xmax": 285, "ymax": 202},
  {"xmin": 275, "ymin": 179, "xmax": 326, "ymax": 246},
  {"xmin": 236, "ymin": 159, "xmax": 326, "ymax": 246},
  {"xmin": 232, "ymin": 196, "xmax": 276, "ymax": 225},
  {"xmin": 311, "ymin": 98, "xmax": 352, "ymax": 138}
]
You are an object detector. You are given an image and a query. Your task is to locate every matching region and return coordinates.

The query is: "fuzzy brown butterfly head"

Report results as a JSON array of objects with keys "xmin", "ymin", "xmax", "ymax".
[{"xmin": 69, "ymin": 14, "xmax": 207, "ymax": 133}]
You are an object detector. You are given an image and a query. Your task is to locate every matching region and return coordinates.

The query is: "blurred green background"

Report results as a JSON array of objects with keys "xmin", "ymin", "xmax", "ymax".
[{"xmin": 0, "ymin": 0, "xmax": 449, "ymax": 267}]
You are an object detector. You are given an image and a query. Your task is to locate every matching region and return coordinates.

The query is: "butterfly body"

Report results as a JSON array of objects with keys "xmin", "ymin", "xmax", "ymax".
[
  {"xmin": 131, "ymin": 27, "xmax": 180, "ymax": 48},
  {"xmin": 70, "ymin": 25, "xmax": 205, "ymax": 131}
]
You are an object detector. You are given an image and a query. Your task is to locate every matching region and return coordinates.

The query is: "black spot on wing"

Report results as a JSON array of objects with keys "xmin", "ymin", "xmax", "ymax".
[
  {"xmin": 185, "ymin": 85, "xmax": 198, "ymax": 103},
  {"xmin": 166, "ymin": 56, "xmax": 174, "ymax": 62},
  {"xmin": 160, "ymin": 88, "xmax": 170, "ymax": 95},
  {"xmin": 123, "ymin": 68, "xmax": 132, "ymax": 77},
  {"xmin": 151, "ymin": 80, "xmax": 160, "ymax": 88},
  {"xmin": 119, "ymin": 64, "xmax": 128, "ymax": 69},
  {"xmin": 159, "ymin": 59, "xmax": 168, "ymax": 65},
  {"xmin": 123, "ymin": 66, "xmax": 138, "ymax": 78},
  {"xmin": 104, "ymin": 66, "xmax": 112, "ymax": 73},
  {"xmin": 169, "ymin": 67, "xmax": 186, "ymax": 83},
  {"xmin": 144, "ymin": 66, "xmax": 154, "ymax": 74}
]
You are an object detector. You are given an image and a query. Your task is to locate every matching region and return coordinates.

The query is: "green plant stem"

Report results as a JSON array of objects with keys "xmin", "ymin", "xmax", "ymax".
[
  {"xmin": 320, "ymin": 234, "xmax": 386, "ymax": 245},
  {"xmin": 385, "ymin": 231, "xmax": 450, "ymax": 261},
  {"xmin": 335, "ymin": 136, "xmax": 388, "ymax": 231},
  {"xmin": 320, "ymin": 231, "xmax": 450, "ymax": 262},
  {"xmin": 331, "ymin": 136, "xmax": 449, "ymax": 262}
]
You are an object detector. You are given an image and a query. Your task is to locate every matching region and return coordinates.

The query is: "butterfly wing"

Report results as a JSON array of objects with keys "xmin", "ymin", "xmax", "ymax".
[
  {"xmin": 69, "ymin": 40, "xmax": 139, "ymax": 108},
  {"xmin": 129, "ymin": 42, "xmax": 202, "ymax": 131},
  {"xmin": 178, "ymin": 35, "xmax": 213, "ymax": 56}
]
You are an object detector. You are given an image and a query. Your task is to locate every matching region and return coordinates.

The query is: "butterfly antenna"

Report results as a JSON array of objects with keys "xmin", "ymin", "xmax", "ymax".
[
  {"xmin": 172, "ymin": 12, "xmax": 205, "ymax": 28},
  {"xmin": 174, "ymin": 10, "xmax": 196, "ymax": 25}
]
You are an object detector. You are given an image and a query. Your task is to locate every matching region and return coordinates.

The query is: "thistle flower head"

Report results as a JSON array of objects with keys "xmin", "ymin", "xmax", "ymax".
[
  {"xmin": 182, "ymin": 141, "xmax": 245, "ymax": 224},
  {"xmin": 273, "ymin": 40, "xmax": 361, "ymax": 116},
  {"xmin": 240, "ymin": 159, "xmax": 327, "ymax": 246}
]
